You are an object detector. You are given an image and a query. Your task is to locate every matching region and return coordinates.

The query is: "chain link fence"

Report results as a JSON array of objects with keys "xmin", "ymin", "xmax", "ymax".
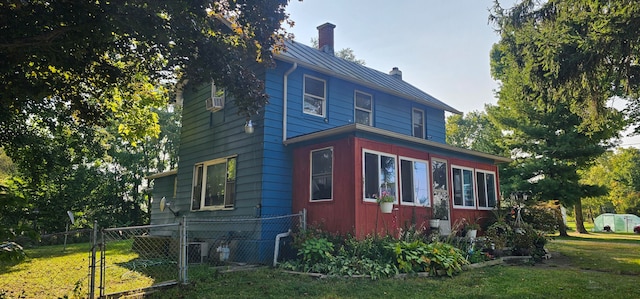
[
  {"xmin": 88, "ymin": 211, "xmax": 305, "ymax": 298},
  {"xmin": 97, "ymin": 223, "xmax": 181, "ymax": 298},
  {"xmin": 185, "ymin": 213, "xmax": 305, "ymax": 267}
]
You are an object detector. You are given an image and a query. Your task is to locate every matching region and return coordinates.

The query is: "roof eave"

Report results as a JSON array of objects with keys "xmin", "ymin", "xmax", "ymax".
[{"xmin": 283, "ymin": 124, "xmax": 511, "ymax": 164}]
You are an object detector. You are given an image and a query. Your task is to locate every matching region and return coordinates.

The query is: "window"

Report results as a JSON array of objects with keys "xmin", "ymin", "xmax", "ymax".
[
  {"xmin": 355, "ymin": 91, "xmax": 372, "ymax": 125},
  {"xmin": 476, "ymin": 171, "xmax": 497, "ymax": 208},
  {"xmin": 191, "ymin": 156, "xmax": 237, "ymax": 210},
  {"xmin": 303, "ymin": 75, "xmax": 326, "ymax": 116},
  {"xmin": 432, "ymin": 159, "xmax": 448, "ymax": 191},
  {"xmin": 400, "ymin": 158, "xmax": 430, "ymax": 206},
  {"xmin": 311, "ymin": 148, "xmax": 333, "ymax": 201},
  {"xmin": 363, "ymin": 150, "xmax": 397, "ymax": 203},
  {"xmin": 412, "ymin": 109, "xmax": 425, "ymax": 138},
  {"xmin": 452, "ymin": 166, "xmax": 475, "ymax": 208}
]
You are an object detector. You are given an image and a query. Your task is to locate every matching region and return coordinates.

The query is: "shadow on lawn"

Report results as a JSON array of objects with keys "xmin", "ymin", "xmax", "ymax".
[
  {"xmin": 115, "ymin": 257, "xmax": 178, "ymax": 283},
  {"xmin": 549, "ymin": 236, "xmax": 640, "ymax": 275}
]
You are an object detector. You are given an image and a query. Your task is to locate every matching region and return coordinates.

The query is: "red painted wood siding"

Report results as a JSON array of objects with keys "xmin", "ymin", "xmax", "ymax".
[{"xmin": 292, "ymin": 136, "xmax": 498, "ymax": 238}]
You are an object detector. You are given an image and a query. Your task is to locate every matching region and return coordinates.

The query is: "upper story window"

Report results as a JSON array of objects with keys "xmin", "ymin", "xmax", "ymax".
[
  {"xmin": 400, "ymin": 157, "xmax": 430, "ymax": 206},
  {"xmin": 191, "ymin": 156, "xmax": 237, "ymax": 210},
  {"xmin": 452, "ymin": 166, "xmax": 475, "ymax": 208},
  {"xmin": 363, "ymin": 150, "xmax": 397, "ymax": 203},
  {"xmin": 354, "ymin": 91, "xmax": 372, "ymax": 125},
  {"xmin": 311, "ymin": 147, "xmax": 333, "ymax": 201},
  {"xmin": 412, "ymin": 108, "xmax": 425, "ymax": 138},
  {"xmin": 476, "ymin": 170, "xmax": 497, "ymax": 209},
  {"xmin": 303, "ymin": 75, "xmax": 326, "ymax": 117}
]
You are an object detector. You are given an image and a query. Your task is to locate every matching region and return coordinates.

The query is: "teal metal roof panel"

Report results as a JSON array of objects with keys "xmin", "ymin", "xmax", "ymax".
[{"xmin": 277, "ymin": 41, "xmax": 462, "ymax": 114}]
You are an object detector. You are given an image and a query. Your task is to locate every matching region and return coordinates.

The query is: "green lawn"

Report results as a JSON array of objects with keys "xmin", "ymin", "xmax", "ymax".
[{"xmin": 2, "ymin": 231, "xmax": 640, "ymax": 299}]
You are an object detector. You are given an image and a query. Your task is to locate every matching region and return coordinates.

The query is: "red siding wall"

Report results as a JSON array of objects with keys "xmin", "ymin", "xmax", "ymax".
[
  {"xmin": 292, "ymin": 138, "xmax": 357, "ymax": 235},
  {"xmin": 292, "ymin": 136, "xmax": 498, "ymax": 238}
]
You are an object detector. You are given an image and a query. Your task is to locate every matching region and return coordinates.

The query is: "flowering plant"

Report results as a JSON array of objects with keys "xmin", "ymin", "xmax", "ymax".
[{"xmin": 375, "ymin": 190, "xmax": 395, "ymax": 203}]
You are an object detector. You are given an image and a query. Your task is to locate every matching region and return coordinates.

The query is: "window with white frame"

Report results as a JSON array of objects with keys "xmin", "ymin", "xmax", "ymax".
[
  {"xmin": 311, "ymin": 147, "xmax": 333, "ymax": 201},
  {"xmin": 303, "ymin": 75, "xmax": 326, "ymax": 116},
  {"xmin": 412, "ymin": 108, "xmax": 425, "ymax": 138},
  {"xmin": 191, "ymin": 156, "xmax": 237, "ymax": 210},
  {"xmin": 363, "ymin": 150, "xmax": 397, "ymax": 202},
  {"xmin": 452, "ymin": 166, "xmax": 475, "ymax": 208},
  {"xmin": 354, "ymin": 91, "xmax": 372, "ymax": 125},
  {"xmin": 476, "ymin": 170, "xmax": 497, "ymax": 208},
  {"xmin": 400, "ymin": 158, "xmax": 430, "ymax": 206}
]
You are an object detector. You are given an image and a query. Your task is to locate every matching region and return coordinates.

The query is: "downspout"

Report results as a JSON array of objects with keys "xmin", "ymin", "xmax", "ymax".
[
  {"xmin": 283, "ymin": 63, "xmax": 298, "ymax": 143},
  {"xmin": 273, "ymin": 229, "xmax": 292, "ymax": 267}
]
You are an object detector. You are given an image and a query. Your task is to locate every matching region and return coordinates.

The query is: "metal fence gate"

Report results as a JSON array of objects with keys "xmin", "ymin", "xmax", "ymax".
[{"xmin": 87, "ymin": 211, "xmax": 305, "ymax": 298}]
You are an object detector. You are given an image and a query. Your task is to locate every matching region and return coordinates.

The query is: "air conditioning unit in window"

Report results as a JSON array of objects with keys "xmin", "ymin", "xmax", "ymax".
[{"xmin": 205, "ymin": 96, "xmax": 224, "ymax": 112}]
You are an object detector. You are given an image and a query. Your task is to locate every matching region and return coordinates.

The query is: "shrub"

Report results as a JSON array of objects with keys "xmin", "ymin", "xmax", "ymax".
[
  {"xmin": 0, "ymin": 241, "xmax": 26, "ymax": 263},
  {"xmin": 391, "ymin": 240, "xmax": 468, "ymax": 277}
]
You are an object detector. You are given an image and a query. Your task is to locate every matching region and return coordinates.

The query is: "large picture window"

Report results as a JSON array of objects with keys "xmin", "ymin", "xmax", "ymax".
[
  {"xmin": 355, "ymin": 91, "xmax": 372, "ymax": 125},
  {"xmin": 191, "ymin": 156, "xmax": 237, "ymax": 210},
  {"xmin": 476, "ymin": 171, "xmax": 497, "ymax": 208},
  {"xmin": 400, "ymin": 158, "xmax": 430, "ymax": 206},
  {"xmin": 311, "ymin": 147, "xmax": 333, "ymax": 201},
  {"xmin": 363, "ymin": 150, "xmax": 397, "ymax": 203},
  {"xmin": 452, "ymin": 166, "xmax": 475, "ymax": 208},
  {"xmin": 303, "ymin": 75, "xmax": 326, "ymax": 116}
]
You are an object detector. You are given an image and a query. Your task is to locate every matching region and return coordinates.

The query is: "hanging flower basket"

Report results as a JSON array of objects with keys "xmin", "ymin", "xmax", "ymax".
[
  {"xmin": 429, "ymin": 219, "xmax": 440, "ymax": 228},
  {"xmin": 380, "ymin": 201, "xmax": 393, "ymax": 214}
]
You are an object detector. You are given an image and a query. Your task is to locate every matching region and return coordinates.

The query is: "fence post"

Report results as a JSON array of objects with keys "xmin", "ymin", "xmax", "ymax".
[
  {"xmin": 89, "ymin": 220, "xmax": 98, "ymax": 299},
  {"xmin": 180, "ymin": 216, "xmax": 188, "ymax": 284},
  {"xmin": 301, "ymin": 208, "xmax": 307, "ymax": 231}
]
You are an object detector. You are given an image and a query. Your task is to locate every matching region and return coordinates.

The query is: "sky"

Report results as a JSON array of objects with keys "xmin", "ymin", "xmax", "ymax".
[
  {"xmin": 286, "ymin": 0, "xmax": 504, "ymax": 114},
  {"xmin": 285, "ymin": 0, "xmax": 640, "ymax": 148}
]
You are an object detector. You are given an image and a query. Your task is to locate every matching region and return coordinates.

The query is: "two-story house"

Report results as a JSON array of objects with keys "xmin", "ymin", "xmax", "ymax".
[{"xmin": 148, "ymin": 23, "xmax": 509, "ymax": 263}]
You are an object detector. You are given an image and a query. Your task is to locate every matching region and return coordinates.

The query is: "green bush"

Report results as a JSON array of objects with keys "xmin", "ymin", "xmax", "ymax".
[
  {"xmin": 391, "ymin": 240, "xmax": 468, "ymax": 277},
  {"xmin": 0, "ymin": 242, "xmax": 26, "ymax": 263}
]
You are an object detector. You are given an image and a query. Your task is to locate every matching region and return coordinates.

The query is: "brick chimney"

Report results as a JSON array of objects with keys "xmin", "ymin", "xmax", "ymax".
[
  {"xmin": 389, "ymin": 67, "xmax": 402, "ymax": 80},
  {"xmin": 317, "ymin": 22, "xmax": 336, "ymax": 55}
]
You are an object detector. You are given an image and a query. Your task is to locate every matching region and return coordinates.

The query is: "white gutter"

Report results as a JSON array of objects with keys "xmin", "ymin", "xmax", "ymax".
[
  {"xmin": 273, "ymin": 229, "xmax": 292, "ymax": 267},
  {"xmin": 282, "ymin": 63, "xmax": 298, "ymax": 143}
]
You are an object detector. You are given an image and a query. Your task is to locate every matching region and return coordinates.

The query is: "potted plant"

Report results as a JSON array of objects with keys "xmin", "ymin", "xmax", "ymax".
[
  {"xmin": 465, "ymin": 221, "xmax": 480, "ymax": 239},
  {"xmin": 430, "ymin": 200, "xmax": 449, "ymax": 228},
  {"xmin": 376, "ymin": 191, "xmax": 395, "ymax": 214}
]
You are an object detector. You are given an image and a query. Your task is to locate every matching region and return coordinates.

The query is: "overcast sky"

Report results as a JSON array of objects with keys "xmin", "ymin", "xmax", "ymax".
[{"xmin": 285, "ymin": 0, "xmax": 640, "ymax": 148}]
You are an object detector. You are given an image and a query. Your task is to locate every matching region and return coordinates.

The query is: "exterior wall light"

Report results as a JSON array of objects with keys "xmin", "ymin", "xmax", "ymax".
[{"xmin": 244, "ymin": 120, "xmax": 254, "ymax": 134}]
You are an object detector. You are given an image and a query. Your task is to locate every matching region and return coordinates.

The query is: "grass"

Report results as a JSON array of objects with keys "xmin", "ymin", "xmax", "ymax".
[
  {"xmin": 2, "ymin": 229, "xmax": 640, "ymax": 299},
  {"xmin": 148, "ymin": 264, "xmax": 640, "ymax": 299},
  {"xmin": 0, "ymin": 240, "xmax": 175, "ymax": 299}
]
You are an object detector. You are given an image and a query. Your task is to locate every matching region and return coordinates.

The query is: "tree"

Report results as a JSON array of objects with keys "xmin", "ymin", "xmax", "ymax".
[
  {"xmin": 489, "ymin": 0, "xmax": 640, "ymax": 133},
  {"xmin": 310, "ymin": 38, "xmax": 366, "ymax": 65},
  {"xmin": 0, "ymin": 0, "xmax": 294, "ymax": 149},
  {"xmin": 445, "ymin": 109, "xmax": 504, "ymax": 156},
  {"xmin": 490, "ymin": 0, "xmax": 629, "ymax": 234},
  {"xmin": 581, "ymin": 148, "xmax": 640, "ymax": 216}
]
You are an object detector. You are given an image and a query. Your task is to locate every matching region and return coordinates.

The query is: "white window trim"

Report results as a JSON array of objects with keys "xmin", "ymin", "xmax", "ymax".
[
  {"xmin": 362, "ymin": 149, "xmax": 398, "ymax": 204},
  {"xmin": 399, "ymin": 156, "xmax": 431, "ymax": 207},
  {"xmin": 412, "ymin": 108, "xmax": 425, "ymax": 139},
  {"xmin": 354, "ymin": 90, "xmax": 373, "ymax": 125},
  {"xmin": 476, "ymin": 170, "xmax": 498, "ymax": 210},
  {"xmin": 451, "ymin": 165, "xmax": 476, "ymax": 209},
  {"xmin": 303, "ymin": 75, "xmax": 326, "ymax": 117},
  {"xmin": 310, "ymin": 147, "xmax": 334, "ymax": 202},
  {"xmin": 191, "ymin": 155, "xmax": 237, "ymax": 211}
]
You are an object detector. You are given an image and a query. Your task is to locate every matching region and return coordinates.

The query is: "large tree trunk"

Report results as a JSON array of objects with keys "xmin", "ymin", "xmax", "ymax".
[
  {"xmin": 554, "ymin": 201, "xmax": 569, "ymax": 237},
  {"xmin": 574, "ymin": 199, "xmax": 588, "ymax": 234}
]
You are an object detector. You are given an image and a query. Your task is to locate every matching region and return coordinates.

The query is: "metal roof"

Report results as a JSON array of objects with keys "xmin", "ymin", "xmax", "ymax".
[{"xmin": 276, "ymin": 41, "xmax": 462, "ymax": 114}]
